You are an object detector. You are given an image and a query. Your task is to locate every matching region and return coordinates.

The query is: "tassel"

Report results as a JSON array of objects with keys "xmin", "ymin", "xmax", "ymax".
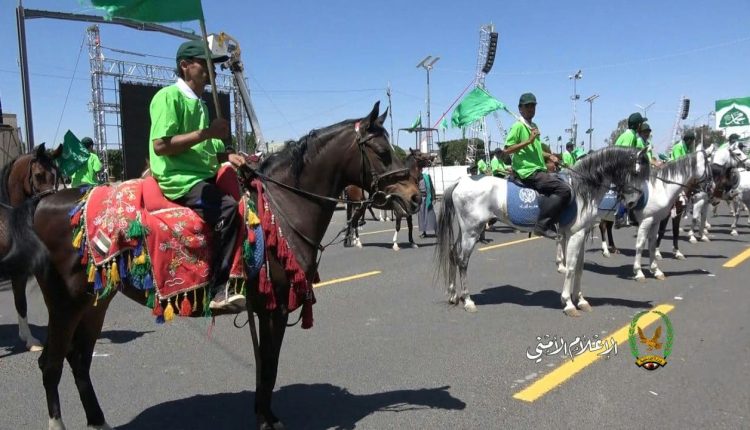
[
  {"xmin": 153, "ymin": 298, "xmax": 163, "ymax": 322},
  {"xmin": 202, "ymin": 286, "xmax": 211, "ymax": 317},
  {"xmin": 80, "ymin": 248, "xmax": 88, "ymax": 266},
  {"xmin": 192, "ymin": 289, "xmax": 198, "ymax": 312},
  {"xmin": 70, "ymin": 208, "xmax": 82, "ymax": 227},
  {"xmin": 87, "ymin": 262, "xmax": 96, "ymax": 283},
  {"xmin": 164, "ymin": 298, "xmax": 175, "ymax": 321},
  {"xmin": 179, "ymin": 293, "xmax": 192, "ymax": 317},
  {"xmin": 146, "ymin": 289, "xmax": 155, "ymax": 309},
  {"xmin": 133, "ymin": 252, "xmax": 147, "ymax": 266},
  {"xmin": 93, "ymin": 269, "xmax": 103, "ymax": 292},
  {"xmin": 126, "ymin": 216, "xmax": 149, "ymax": 239},
  {"xmin": 301, "ymin": 301, "xmax": 313, "ymax": 329},
  {"xmin": 118, "ymin": 255, "xmax": 127, "ymax": 282},
  {"xmin": 72, "ymin": 229, "xmax": 83, "ymax": 248},
  {"xmin": 143, "ymin": 273, "xmax": 153, "ymax": 290},
  {"xmin": 109, "ymin": 260, "xmax": 120, "ymax": 286}
]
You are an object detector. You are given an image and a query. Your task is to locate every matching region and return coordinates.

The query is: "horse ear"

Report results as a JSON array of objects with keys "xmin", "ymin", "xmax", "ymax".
[
  {"xmin": 377, "ymin": 107, "xmax": 388, "ymax": 126},
  {"xmin": 34, "ymin": 143, "xmax": 47, "ymax": 158},
  {"xmin": 51, "ymin": 144, "xmax": 63, "ymax": 159},
  {"xmin": 361, "ymin": 101, "xmax": 381, "ymax": 131}
]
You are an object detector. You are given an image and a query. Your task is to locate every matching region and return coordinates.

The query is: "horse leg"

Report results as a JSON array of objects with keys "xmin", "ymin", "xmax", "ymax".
[
  {"xmin": 598, "ymin": 221, "xmax": 610, "ymax": 258},
  {"xmin": 392, "ymin": 216, "xmax": 401, "ymax": 251},
  {"xmin": 353, "ymin": 207, "xmax": 363, "ymax": 249},
  {"xmin": 407, "ymin": 216, "xmax": 418, "ymax": 248},
  {"xmin": 66, "ymin": 300, "xmax": 113, "ymax": 429},
  {"xmin": 633, "ymin": 218, "xmax": 652, "ymax": 282},
  {"xmin": 562, "ymin": 230, "xmax": 586, "ymax": 316},
  {"xmin": 672, "ymin": 212, "xmax": 686, "ymax": 260},
  {"xmin": 605, "ymin": 220, "xmax": 617, "ymax": 253},
  {"xmin": 700, "ymin": 199, "xmax": 711, "ymax": 240},
  {"xmin": 344, "ymin": 204, "xmax": 353, "ymax": 247},
  {"xmin": 368, "ymin": 206, "xmax": 378, "ymax": 221},
  {"xmin": 655, "ymin": 216, "xmax": 669, "ymax": 260},
  {"xmin": 13, "ymin": 275, "xmax": 43, "ymax": 351},
  {"xmin": 457, "ymin": 226, "xmax": 482, "ymax": 312},
  {"xmin": 254, "ymin": 307, "xmax": 288, "ymax": 430},
  {"xmin": 555, "ymin": 234, "xmax": 567, "ymax": 273},
  {"xmin": 648, "ymin": 222, "xmax": 666, "ymax": 280},
  {"xmin": 573, "ymin": 231, "xmax": 592, "ymax": 312}
]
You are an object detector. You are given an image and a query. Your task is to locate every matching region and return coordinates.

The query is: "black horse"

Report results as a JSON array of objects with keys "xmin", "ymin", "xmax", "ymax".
[
  {"xmin": 25, "ymin": 102, "xmax": 420, "ymax": 429},
  {"xmin": 0, "ymin": 143, "xmax": 61, "ymax": 351}
]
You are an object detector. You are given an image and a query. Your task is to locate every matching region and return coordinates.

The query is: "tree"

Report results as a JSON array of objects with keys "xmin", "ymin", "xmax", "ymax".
[
  {"xmin": 105, "ymin": 149, "xmax": 123, "ymax": 181},
  {"xmin": 393, "ymin": 145, "xmax": 407, "ymax": 161},
  {"xmin": 608, "ymin": 119, "xmax": 628, "ymax": 146},
  {"xmin": 683, "ymin": 125, "xmax": 725, "ymax": 148},
  {"xmin": 438, "ymin": 138, "xmax": 485, "ymax": 166}
]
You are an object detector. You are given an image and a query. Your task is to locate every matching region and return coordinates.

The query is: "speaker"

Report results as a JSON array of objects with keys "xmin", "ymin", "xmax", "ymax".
[
  {"xmin": 119, "ymin": 82, "xmax": 230, "ymax": 180},
  {"xmin": 482, "ymin": 32, "xmax": 499, "ymax": 74},
  {"xmin": 680, "ymin": 98, "xmax": 690, "ymax": 120}
]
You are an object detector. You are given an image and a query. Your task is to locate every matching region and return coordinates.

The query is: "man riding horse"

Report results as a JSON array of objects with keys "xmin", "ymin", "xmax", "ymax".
[{"xmin": 149, "ymin": 40, "xmax": 247, "ymax": 314}]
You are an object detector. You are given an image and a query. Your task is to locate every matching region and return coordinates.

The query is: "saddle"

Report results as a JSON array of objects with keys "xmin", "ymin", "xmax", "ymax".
[{"xmin": 505, "ymin": 172, "xmax": 576, "ymax": 228}]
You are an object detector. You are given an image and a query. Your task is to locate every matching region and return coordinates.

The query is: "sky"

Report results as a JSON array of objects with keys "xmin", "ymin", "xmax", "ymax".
[{"xmin": 1, "ymin": 0, "xmax": 749, "ymax": 156}]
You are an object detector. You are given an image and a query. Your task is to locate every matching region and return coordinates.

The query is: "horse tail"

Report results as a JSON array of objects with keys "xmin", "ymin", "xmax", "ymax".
[
  {"xmin": 0, "ymin": 198, "xmax": 48, "ymax": 278},
  {"xmin": 434, "ymin": 182, "xmax": 459, "ymax": 290}
]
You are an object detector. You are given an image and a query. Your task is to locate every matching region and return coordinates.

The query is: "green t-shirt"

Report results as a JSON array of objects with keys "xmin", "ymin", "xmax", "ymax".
[
  {"xmin": 615, "ymin": 129, "xmax": 638, "ymax": 147},
  {"xmin": 70, "ymin": 152, "xmax": 102, "ymax": 187},
  {"xmin": 476, "ymin": 158, "xmax": 488, "ymax": 174},
  {"xmin": 505, "ymin": 121, "xmax": 545, "ymax": 179},
  {"xmin": 636, "ymin": 137, "xmax": 654, "ymax": 160},
  {"xmin": 562, "ymin": 151, "xmax": 575, "ymax": 167},
  {"xmin": 149, "ymin": 83, "xmax": 225, "ymax": 200},
  {"xmin": 670, "ymin": 141, "xmax": 689, "ymax": 160},
  {"xmin": 490, "ymin": 156, "xmax": 508, "ymax": 175}
]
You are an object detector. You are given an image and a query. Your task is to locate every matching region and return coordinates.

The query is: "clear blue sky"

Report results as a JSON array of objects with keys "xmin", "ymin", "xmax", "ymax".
[{"xmin": 1, "ymin": 0, "xmax": 748, "ymax": 155}]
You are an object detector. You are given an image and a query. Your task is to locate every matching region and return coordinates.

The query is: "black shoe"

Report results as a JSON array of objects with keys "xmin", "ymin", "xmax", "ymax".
[
  {"xmin": 614, "ymin": 217, "xmax": 628, "ymax": 229},
  {"xmin": 209, "ymin": 287, "xmax": 246, "ymax": 315},
  {"xmin": 419, "ymin": 232, "xmax": 427, "ymax": 238}
]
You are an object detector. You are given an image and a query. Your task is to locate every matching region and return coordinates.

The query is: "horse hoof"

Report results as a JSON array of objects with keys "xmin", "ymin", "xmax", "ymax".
[
  {"xmin": 602, "ymin": 250, "xmax": 611, "ymax": 258},
  {"xmin": 705, "ymin": 222, "xmax": 712, "ymax": 229},
  {"xmin": 379, "ymin": 217, "xmax": 385, "ymax": 222},
  {"xmin": 674, "ymin": 250, "xmax": 686, "ymax": 260},
  {"xmin": 577, "ymin": 301, "xmax": 592, "ymax": 312},
  {"xmin": 655, "ymin": 250, "xmax": 663, "ymax": 260},
  {"xmin": 49, "ymin": 418, "xmax": 66, "ymax": 430},
  {"xmin": 386, "ymin": 217, "xmax": 391, "ymax": 222},
  {"xmin": 355, "ymin": 242, "xmax": 363, "ymax": 249},
  {"xmin": 556, "ymin": 265, "xmax": 567, "ymax": 274},
  {"xmin": 259, "ymin": 421, "xmax": 285, "ymax": 430},
  {"xmin": 448, "ymin": 295, "xmax": 459, "ymax": 305},
  {"xmin": 411, "ymin": 243, "xmax": 419, "ymax": 249},
  {"xmin": 701, "ymin": 236, "xmax": 710, "ymax": 243},
  {"xmin": 464, "ymin": 301, "xmax": 478, "ymax": 313},
  {"xmin": 28, "ymin": 344, "xmax": 44, "ymax": 352},
  {"xmin": 563, "ymin": 307, "xmax": 581, "ymax": 317},
  {"xmin": 655, "ymin": 272, "xmax": 666, "ymax": 281},
  {"xmin": 731, "ymin": 230, "xmax": 739, "ymax": 236},
  {"xmin": 634, "ymin": 272, "xmax": 646, "ymax": 282},
  {"xmin": 392, "ymin": 244, "xmax": 400, "ymax": 251},
  {"xmin": 689, "ymin": 236, "xmax": 698, "ymax": 244}
]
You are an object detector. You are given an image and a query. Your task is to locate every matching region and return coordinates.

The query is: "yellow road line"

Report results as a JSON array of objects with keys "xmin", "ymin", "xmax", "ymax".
[
  {"xmin": 479, "ymin": 236, "xmax": 540, "ymax": 251},
  {"xmin": 359, "ymin": 229, "xmax": 395, "ymax": 236},
  {"xmin": 513, "ymin": 304, "xmax": 675, "ymax": 403},
  {"xmin": 313, "ymin": 270, "xmax": 381, "ymax": 288},
  {"xmin": 723, "ymin": 247, "xmax": 750, "ymax": 268}
]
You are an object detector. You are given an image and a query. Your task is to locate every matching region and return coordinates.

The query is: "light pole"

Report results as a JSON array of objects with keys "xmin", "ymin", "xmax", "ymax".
[
  {"xmin": 417, "ymin": 55, "xmax": 440, "ymax": 154},
  {"xmin": 569, "ymin": 69, "xmax": 583, "ymax": 149},
  {"xmin": 635, "ymin": 101, "xmax": 655, "ymax": 117},
  {"xmin": 585, "ymin": 94, "xmax": 599, "ymax": 152}
]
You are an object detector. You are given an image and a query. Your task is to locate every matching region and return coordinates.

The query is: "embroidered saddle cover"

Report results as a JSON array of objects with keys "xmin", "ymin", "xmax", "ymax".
[{"xmin": 505, "ymin": 174, "xmax": 577, "ymax": 227}]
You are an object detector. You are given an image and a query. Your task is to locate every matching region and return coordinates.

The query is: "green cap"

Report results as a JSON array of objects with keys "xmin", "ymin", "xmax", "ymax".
[
  {"xmin": 627, "ymin": 112, "xmax": 647, "ymax": 127},
  {"xmin": 176, "ymin": 40, "xmax": 229, "ymax": 63},
  {"xmin": 683, "ymin": 130, "xmax": 695, "ymax": 140},
  {"xmin": 640, "ymin": 122, "xmax": 651, "ymax": 131},
  {"xmin": 519, "ymin": 92, "xmax": 537, "ymax": 105},
  {"xmin": 81, "ymin": 137, "xmax": 94, "ymax": 148},
  {"xmin": 729, "ymin": 133, "xmax": 740, "ymax": 142}
]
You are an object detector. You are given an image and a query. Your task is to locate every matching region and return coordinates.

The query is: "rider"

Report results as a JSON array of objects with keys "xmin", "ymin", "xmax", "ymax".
[
  {"xmin": 614, "ymin": 112, "xmax": 648, "ymax": 228},
  {"xmin": 490, "ymin": 149, "xmax": 510, "ymax": 177},
  {"xmin": 476, "ymin": 156, "xmax": 489, "ymax": 175},
  {"xmin": 562, "ymin": 142, "xmax": 576, "ymax": 168},
  {"xmin": 670, "ymin": 129, "xmax": 695, "ymax": 160},
  {"xmin": 636, "ymin": 123, "xmax": 660, "ymax": 166},
  {"xmin": 504, "ymin": 92, "xmax": 569, "ymax": 239},
  {"xmin": 70, "ymin": 137, "xmax": 103, "ymax": 187},
  {"xmin": 149, "ymin": 40, "xmax": 247, "ymax": 314}
]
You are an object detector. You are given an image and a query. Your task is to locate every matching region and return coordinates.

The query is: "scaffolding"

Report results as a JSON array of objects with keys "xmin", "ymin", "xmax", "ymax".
[{"xmin": 86, "ymin": 25, "xmax": 244, "ymax": 180}]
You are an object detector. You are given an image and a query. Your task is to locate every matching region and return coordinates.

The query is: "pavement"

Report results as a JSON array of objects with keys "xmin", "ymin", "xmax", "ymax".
[{"xmin": 0, "ymin": 204, "xmax": 748, "ymax": 430}]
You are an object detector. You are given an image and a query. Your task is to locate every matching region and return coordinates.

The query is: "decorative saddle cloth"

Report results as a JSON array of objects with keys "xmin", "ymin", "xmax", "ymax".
[
  {"xmin": 505, "ymin": 174, "xmax": 577, "ymax": 228},
  {"xmin": 597, "ymin": 183, "xmax": 650, "ymax": 216}
]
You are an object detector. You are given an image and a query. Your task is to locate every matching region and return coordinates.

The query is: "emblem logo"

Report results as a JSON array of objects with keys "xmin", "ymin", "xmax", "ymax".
[
  {"xmin": 628, "ymin": 310, "xmax": 674, "ymax": 370},
  {"xmin": 518, "ymin": 188, "xmax": 537, "ymax": 205}
]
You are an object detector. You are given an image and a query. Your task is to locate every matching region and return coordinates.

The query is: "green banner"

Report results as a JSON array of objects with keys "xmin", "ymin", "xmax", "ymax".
[
  {"xmin": 451, "ymin": 87, "xmax": 506, "ymax": 128},
  {"xmin": 716, "ymin": 97, "xmax": 750, "ymax": 131},
  {"xmin": 410, "ymin": 115, "xmax": 422, "ymax": 129},
  {"xmin": 90, "ymin": 0, "xmax": 204, "ymax": 23},
  {"xmin": 58, "ymin": 130, "xmax": 90, "ymax": 177}
]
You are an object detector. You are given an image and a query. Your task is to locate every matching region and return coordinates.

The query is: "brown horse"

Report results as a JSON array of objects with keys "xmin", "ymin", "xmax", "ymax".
[
  {"xmin": 0, "ymin": 143, "xmax": 61, "ymax": 351},
  {"xmin": 27, "ymin": 102, "xmax": 420, "ymax": 430},
  {"xmin": 344, "ymin": 149, "xmax": 433, "ymax": 249}
]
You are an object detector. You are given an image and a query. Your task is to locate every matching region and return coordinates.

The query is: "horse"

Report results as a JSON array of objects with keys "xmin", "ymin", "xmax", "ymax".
[
  {"xmin": 728, "ymin": 169, "xmax": 750, "ymax": 236},
  {"xmin": 0, "ymin": 143, "xmax": 62, "ymax": 351},
  {"xmin": 628, "ymin": 148, "xmax": 713, "ymax": 281},
  {"xmin": 344, "ymin": 149, "xmax": 434, "ymax": 250},
  {"xmin": 435, "ymin": 146, "xmax": 650, "ymax": 316},
  {"xmin": 687, "ymin": 143, "xmax": 749, "ymax": 243},
  {"xmin": 25, "ymin": 102, "xmax": 421, "ymax": 430}
]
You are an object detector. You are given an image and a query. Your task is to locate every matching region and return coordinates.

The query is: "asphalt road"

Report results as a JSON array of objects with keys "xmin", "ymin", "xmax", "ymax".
[{"xmin": 0, "ymin": 204, "xmax": 748, "ymax": 429}]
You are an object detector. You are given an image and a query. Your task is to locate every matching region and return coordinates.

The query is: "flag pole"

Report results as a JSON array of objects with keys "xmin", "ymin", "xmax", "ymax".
[{"xmin": 198, "ymin": 17, "xmax": 222, "ymax": 119}]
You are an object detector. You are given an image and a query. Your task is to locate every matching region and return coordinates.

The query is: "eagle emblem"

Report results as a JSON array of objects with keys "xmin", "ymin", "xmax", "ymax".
[{"xmin": 637, "ymin": 326, "xmax": 662, "ymax": 351}]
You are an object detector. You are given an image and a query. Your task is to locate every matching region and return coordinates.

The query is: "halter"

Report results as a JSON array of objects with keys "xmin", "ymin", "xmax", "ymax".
[
  {"xmin": 653, "ymin": 148, "xmax": 712, "ymax": 189},
  {"xmin": 27, "ymin": 155, "xmax": 62, "ymax": 199},
  {"xmin": 354, "ymin": 121, "xmax": 411, "ymax": 207}
]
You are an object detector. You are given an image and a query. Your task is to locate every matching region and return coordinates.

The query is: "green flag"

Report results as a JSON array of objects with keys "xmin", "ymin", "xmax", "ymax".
[
  {"xmin": 90, "ymin": 0, "xmax": 204, "ymax": 22},
  {"xmin": 439, "ymin": 118, "xmax": 449, "ymax": 131},
  {"xmin": 410, "ymin": 115, "xmax": 422, "ymax": 129},
  {"xmin": 451, "ymin": 87, "xmax": 506, "ymax": 128},
  {"xmin": 58, "ymin": 130, "xmax": 90, "ymax": 177}
]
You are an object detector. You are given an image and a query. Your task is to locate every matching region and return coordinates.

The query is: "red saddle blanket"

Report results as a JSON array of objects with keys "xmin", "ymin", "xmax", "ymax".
[{"xmin": 79, "ymin": 170, "xmax": 249, "ymax": 302}]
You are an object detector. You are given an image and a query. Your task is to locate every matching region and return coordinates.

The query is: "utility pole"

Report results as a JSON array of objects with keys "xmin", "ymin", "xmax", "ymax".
[
  {"xmin": 386, "ymin": 82, "xmax": 394, "ymax": 143},
  {"xmin": 585, "ymin": 94, "xmax": 599, "ymax": 152},
  {"xmin": 569, "ymin": 69, "xmax": 583, "ymax": 150},
  {"xmin": 417, "ymin": 55, "xmax": 440, "ymax": 154}
]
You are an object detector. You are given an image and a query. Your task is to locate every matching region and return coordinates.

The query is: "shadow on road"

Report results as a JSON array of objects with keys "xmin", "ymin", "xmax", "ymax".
[
  {"xmin": 472, "ymin": 284, "xmax": 652, "ymax": 310},
  {"xmin": 100, "ymin": 329, "xmax": 153, "ymax": 344},
  {"xmin": 0, "ymin": 322, "xmax": 46, "ymax": 358},
  {"xmin": 120, "ymin": 383, "xmax": 465, "ymax": 430}
]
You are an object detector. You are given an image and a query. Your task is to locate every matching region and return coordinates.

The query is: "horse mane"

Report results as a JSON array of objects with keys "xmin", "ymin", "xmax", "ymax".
[
  {"xmin": 259, "ymin": 119, "xmax": 358, "ymax": 184},
  {"xmin": 0, "ymin": 156, "xmax": 18, "ymax": 204},
  {"xmin": 569, "ymin": 146, "xmax": 645, "ymax": 208},
  {"xmin": 651, "ymin": 151, "xmax": 697, "ymax": 182}
]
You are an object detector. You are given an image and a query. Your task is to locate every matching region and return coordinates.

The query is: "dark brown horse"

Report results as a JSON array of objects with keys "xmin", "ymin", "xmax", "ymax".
[
  {"xmin": 27, "ymin": 102, "xmax": 420, "ymax": 430},
  {"xmin": 0, "ymin": 143, "xmax": 61, "ymax": 351},
  {"xmin": 344, "ymin": 149, "xmax": 433, "ymax": 249}
]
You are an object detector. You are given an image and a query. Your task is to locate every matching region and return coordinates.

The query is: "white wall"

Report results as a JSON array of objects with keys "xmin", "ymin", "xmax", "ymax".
[{"xmin": 426, "ymin": 165, "xmax": 470, "ymax": 197}]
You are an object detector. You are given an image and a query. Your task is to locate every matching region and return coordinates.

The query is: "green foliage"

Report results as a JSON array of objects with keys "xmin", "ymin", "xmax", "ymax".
[
  {"xmin": 439, "ymin": 138, "xmax": 485, "ymax": 166},
  {"xmin": 393, "ymin": 145, "xmax": 407, "ymax": 161},
  {"xmin": 105, "ymin": 149, "xmax": 123, "ymax": 181},
  {"xmin": 607, "ymin": 118, "xmax": 628, "ymax": 146},
  {"xmin": 683, "ymin": 125, "xmax": 725, "ymax": 147}
]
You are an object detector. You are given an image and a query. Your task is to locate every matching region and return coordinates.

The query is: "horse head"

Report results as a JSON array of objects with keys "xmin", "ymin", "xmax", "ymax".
[
  {"xmin": 618, "ymin": 147, "xmax": 652, "ymax": 208},
  {"xmin": 353, "ymin": 102, "xmax": 421, "ymax": 215},
  {"xmin": 2, "ymin": 143, "xmax": 60, "ymax": 206}
]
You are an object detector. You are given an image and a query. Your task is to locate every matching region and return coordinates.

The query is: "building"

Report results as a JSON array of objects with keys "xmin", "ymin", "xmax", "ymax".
[{"xmin": 1, "ymin": 113, "xmax": 24, "ymax": 166}]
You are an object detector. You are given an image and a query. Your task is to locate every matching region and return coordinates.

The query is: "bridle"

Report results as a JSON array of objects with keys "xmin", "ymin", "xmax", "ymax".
[
  {"xmin": 27, "ymin": 155, "xmax": 62, "ymax": 199},
  {"xmin": 653, "ymin": 148, "xmax": 712, "ymax": 189}
]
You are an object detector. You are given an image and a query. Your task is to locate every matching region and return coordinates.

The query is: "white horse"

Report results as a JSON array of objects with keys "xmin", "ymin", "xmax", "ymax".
[
  {"xmin": 435, "ymin": 146, "xmax": 650, "ymax": 316},
  {"xmin": 729, "ymin": 169, "xmax": 750, "ymax": 236},
  {"xmin": 688, "ymin": 143, "xmax": 749, "ymax": 242},
  {"xmin": 630, "ymin": 148, "xmax": 713, "ymax": 281}
]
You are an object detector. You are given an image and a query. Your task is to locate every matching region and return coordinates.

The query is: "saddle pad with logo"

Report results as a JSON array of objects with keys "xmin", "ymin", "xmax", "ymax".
[
  {"xmin": 597, "ymin": 183, "xmax": 650, "ymax": 217},
  {"xmin": 506, "ymin": 180, "xmax": 577, "ymax": 228},
  {"xmin": 81, "ymin": 179, "xmax": 261, "ymax": 300}
]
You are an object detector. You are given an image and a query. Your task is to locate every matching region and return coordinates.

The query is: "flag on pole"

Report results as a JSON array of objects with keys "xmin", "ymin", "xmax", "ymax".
[
  {"xmin": 90, "ymin": 0, "xmax": 204, "ymax": 22},
  {"xmin": 451, "ymin": 87, "xmax": 506, "ymax": 128},
  {"xmin": 410, "ymin": 115, "xmax": 422, "ymax": 129},
  {"xmin": 58, "ymin": 130, "xmax": 90, "ymax": 177},
  {"xmin": 439, "ymin": 118, "xmax": 449, "ymax": 131}
]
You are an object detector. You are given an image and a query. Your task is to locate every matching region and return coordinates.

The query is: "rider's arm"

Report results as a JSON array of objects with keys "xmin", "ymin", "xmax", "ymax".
[
  {"xmin": 152, "ymin": 118, "xmax": 228, "ymax": 156},
  {"xmin": 503, "ymin": 124, "xmax": 539, "ymax": 155}
]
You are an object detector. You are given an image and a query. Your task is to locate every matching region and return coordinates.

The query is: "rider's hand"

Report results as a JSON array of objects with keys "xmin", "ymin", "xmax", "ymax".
[
  {"xmin": 205, "ymin": 118, "xmax": 230, "ymax": 139},
  {"xmin": 528, "ymin": 128, "xmax": 540, "ymax": 144},
  {"xmin": 548, "ymin": 154, "xmax": 559, "ymax": 164},
  {"xmin": 227, "ymin": 153, "xmax": 247, "ymax": 168}
]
